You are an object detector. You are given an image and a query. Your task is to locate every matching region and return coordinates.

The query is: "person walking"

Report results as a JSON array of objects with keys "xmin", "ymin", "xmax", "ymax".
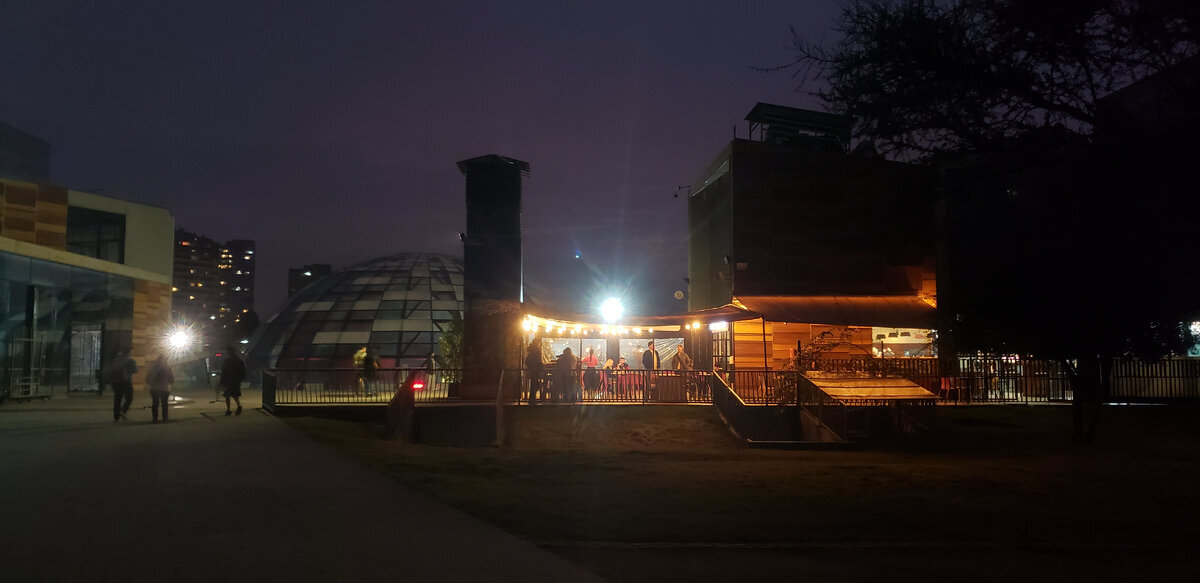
[
  {"xmin": 104, "ymin": 348, "xmax": 137, "ymax": 422},
  {"xmin": 146, "ymin": 353, "xmax": 174, "ymax": 423},
  {"xmin": 220, "ymin": 345, "xmax": 247, "ymax": 416}
]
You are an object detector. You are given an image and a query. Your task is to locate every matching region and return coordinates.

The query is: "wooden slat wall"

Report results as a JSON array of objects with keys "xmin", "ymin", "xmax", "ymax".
[
  {"xmin": 733, "ymin": 319, "xmax": 770, "ymax": 369},
  {"xmin": 131, "ymin": 280, "xmax": 173, "ymax": 388},
  {"xmin": 0, "ymin": 178, "xmax": 68, "ymax": 250},
  {"xmin": 734, "ymin": 320, "xmax": 877, "ymax": 370}
]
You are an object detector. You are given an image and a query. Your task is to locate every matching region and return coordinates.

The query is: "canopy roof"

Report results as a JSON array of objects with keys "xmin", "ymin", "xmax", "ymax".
[
  {"xmin": 735, "ymin": 295, "xmax": 936, "ymax": 329},
  {"xmin": 521, "ymin": 295, "xmax": 935, "ymax": 332}
]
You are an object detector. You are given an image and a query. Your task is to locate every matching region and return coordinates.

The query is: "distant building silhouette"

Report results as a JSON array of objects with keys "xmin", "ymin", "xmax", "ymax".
[{"xmin": 172, "ymin": 229, "xmax": 256, "ymax": 345}]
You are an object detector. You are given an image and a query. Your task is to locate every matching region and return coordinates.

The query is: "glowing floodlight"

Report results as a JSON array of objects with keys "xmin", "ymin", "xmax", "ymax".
[
  {"xmin": 163, "ymin": 325, "xmax": 199, "ymax": 359},
  {"xmin": 600, "ymin": 297, "xmax": 624, "ymax": 323},
  {"xmin": 168, "ymin": 329, "xmax": 192, "ymax": 350}
]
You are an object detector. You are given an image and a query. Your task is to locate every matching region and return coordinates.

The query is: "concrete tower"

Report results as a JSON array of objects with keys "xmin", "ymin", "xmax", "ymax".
[{"xmin": 457, "ymin": 155, "xmax": 529, "ymax": 398}]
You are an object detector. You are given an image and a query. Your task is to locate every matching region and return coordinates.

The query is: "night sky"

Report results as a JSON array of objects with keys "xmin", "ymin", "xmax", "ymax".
[{"xmin": 1, "ymin": 1, "xmax": 839, "ymax": 318}]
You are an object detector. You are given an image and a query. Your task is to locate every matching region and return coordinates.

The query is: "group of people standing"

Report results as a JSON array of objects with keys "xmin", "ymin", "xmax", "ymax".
[
  {"xmin": 101, "ymin": 345, "xmax": 246, "ymax": 422},
  {"xmin": 524, "ymin": 339, "xmax": 694, "ymax": 403}
]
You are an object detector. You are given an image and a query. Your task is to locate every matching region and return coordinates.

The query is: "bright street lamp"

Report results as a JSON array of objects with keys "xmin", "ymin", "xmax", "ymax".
[{"xmin": 600, "ymin": 297, "xmax": 624, "ymax": 323}]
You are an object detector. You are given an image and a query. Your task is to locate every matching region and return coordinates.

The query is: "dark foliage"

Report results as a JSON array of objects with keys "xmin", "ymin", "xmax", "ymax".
[
  {"xmin": 778, "ymin": 0, "xmax": 1200, "ymax": 159},
  {"xmin": 777, "ymin": 1, "xmax": 1200, "ymax": 440}
]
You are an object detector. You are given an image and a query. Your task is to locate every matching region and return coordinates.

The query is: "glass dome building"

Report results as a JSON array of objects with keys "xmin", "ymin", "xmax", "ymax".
[{"xmin": 247, "ymin": 253, "xmax": 463, "ymax": 373}]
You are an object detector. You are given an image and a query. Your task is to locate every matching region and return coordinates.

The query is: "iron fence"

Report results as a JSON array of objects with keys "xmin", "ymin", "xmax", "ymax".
[
  {"xmin": 526, "ymin": 369, "xmax": 712, "ymax": 403},
  {"xmin": 267, "ymin": 367, "xmax": 717, "ymax": 406},
  {"xmin": 808, "ymin": 357, "xmax": 1071, "ymax": 403},
  {"xmin": 1110, "ymin": 358, "xmax": 1200, "ymax": 400},
  {"xmin": 265, "ymin": 356, "xmax": 1200, "ymax": 408},
  {"xmin": 270, "ymin": 367, "xmax": 459, "ymax": 405}
]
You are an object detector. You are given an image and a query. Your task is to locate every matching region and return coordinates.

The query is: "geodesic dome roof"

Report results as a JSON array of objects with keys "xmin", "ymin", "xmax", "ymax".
[{"xmin": 247, "ymin": 253, "xmax": 462, "ymax": 372}]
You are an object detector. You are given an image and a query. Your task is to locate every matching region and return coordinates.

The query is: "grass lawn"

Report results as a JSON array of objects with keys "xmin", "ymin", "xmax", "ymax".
[{"xmin": 283, "ymin": 404, "xmax": 1200, "ymax": 547}]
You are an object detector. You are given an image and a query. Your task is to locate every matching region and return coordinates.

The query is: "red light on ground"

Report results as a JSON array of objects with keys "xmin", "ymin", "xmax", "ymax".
[{"xmin": 412, "ymin": 381, "xmax": 425, "ymax": 390}]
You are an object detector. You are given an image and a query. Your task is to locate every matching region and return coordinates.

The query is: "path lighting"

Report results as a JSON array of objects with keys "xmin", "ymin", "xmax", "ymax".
[{"xmin": 600, "ymin": 297, "xmax": 624, "ymax": 323}]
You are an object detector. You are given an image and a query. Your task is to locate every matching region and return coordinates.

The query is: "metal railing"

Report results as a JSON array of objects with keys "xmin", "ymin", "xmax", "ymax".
[
  {"xmin": 529, "ymin": 369, "xmax": 712, "ymax": 404},
  {"xmin": 709, "ymin": 371, "xmax": 753, "ymax": 439},
  {"xmin": 264, "ymin": 356, "xmax": 1200, "ymax": 408},
  {"xmin": 267, "ymin": 367, "xmax": 717, "ymax": 405},
  {"xmin": 1110, "ymin": 358, "xmax": 1200, "ymax": 401},
  {"xmin": 270, "ymin": 368, "xmax": 459, "ymax": 405}
]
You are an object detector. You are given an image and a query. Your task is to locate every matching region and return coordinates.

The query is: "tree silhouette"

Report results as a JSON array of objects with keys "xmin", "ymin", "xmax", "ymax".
[
  {"xmin": 776, "ymin": 0, "xmax": 1200, "ymax": 441},
  {"xmin": 777, "ymin": 0, "xmax": 1199, "ymax": 159}
]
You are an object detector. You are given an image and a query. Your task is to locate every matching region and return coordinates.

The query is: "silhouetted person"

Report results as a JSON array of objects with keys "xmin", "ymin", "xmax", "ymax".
[
  {"xmin": 362, "ymin": 346, "xmax": 380, "ymax": 396},
  {"xmin": 146, "ymin": 353, "xmax": 175, "ymax": 423},
  {"xmin": 220, "ymin": 346, "xmax": 246, "ymax": 416},
  {"xmin": 424, "ymin": 352, "xmax": 441, "ymax": 393},
  {"xmin": 104, "ymin": 348, "xmax": 137, "ymax": 422},
  {"xmin": 555, "ymin": 347, "xmax": 578, "ymax": 403},
  {"xmin": 642, "ymin": 340, "xmax": 660, "ymax": 370},
  {"xmin": 581, "ymin": 348, "xmax": 600, "ymax": 397},
  {"xmin": 353, "ymin": 345, "xmax": 368, "ymax": 392},
  {"xmin": 525, "ymin": 342, "xmax": 545, "ymax": 403}
]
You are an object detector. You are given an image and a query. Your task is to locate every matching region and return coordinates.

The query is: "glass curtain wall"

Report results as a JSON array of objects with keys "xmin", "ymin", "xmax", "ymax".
[{"xmin": 1, "ymin": 251, "xmax": 133, "ymax": 398}]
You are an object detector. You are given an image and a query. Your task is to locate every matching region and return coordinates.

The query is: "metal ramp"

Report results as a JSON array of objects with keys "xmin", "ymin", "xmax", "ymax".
[
  {"xmin": 805, "ymin": 376, "xmax": 937, "ymax": 403},
  {"xmin": 801, "ymin": 375, "xmax": 938, "ymax": 439}
]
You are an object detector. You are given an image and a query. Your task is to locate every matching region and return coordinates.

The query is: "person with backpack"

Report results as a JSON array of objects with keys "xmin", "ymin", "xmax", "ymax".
[
  {"xmin": 104, "ymin": 348, "xmax": 137, "ymax": 422},
  {"xmin": 220, "ymin": 345, "xmax": 247, "ymax": 416},
  {"xmin": 146, "ymin": 353, "xmax": 175, "ymax": 423}
]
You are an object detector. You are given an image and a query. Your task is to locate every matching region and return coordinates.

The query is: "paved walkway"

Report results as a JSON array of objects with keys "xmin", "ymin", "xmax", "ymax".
[{"xmin": 0, "ymin": 385, "xmax": 605, "ymax": 582}]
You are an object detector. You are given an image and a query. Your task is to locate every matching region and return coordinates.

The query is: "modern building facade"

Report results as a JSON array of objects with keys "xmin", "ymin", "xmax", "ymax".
[
  {"xmin": 172, "ymin": 229, "xmax": 255, "ymax": 347},
  {"xmin": 2, "ymin": 177, "xmax": 174, "ymax": 399}
]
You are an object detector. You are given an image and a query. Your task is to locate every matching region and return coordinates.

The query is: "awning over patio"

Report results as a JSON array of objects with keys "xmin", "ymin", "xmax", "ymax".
[
  {"xmin": 521, "ymin": 301, "xmax": 758, "ymax": 330},
  {"xmin": 735, "ymin": 295, "xmax": 936, "ymax": 328}
]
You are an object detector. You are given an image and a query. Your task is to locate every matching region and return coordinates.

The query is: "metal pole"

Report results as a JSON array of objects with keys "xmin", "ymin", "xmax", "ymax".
[{"xmin": 761, "ymin": 318, "xmax": 768, "ymax": 370}]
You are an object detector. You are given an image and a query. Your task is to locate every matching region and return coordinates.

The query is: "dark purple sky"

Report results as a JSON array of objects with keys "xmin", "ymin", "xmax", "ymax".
[{"xmin": 1, "ymin": 0, "xmax": 840, "ymax": 318}]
